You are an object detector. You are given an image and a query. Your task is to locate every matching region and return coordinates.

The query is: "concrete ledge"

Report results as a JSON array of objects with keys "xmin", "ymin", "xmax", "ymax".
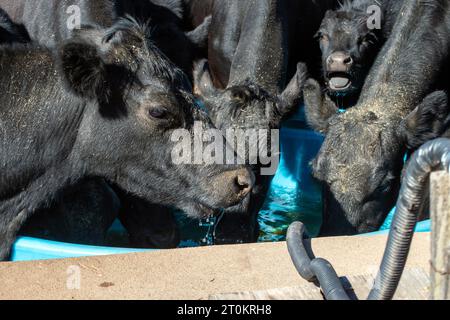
[{"xmin": 0, "ymin": 233, "xmax": 430, "ymax": 300}]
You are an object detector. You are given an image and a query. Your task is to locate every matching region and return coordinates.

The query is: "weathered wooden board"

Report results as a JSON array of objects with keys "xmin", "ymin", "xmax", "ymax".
[
  {"xmin": 210, "ymin": 283, "xmax": 324, "ymax": 300},
  {"xmin": 430, "ymin": 171, "xmax": 450, "ymax": 300},
  {"xmin": 210, "ymin": 267, "xmax": 430, "ymax": 300}
]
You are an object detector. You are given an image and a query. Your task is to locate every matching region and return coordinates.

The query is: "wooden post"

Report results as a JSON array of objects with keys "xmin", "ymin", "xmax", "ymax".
[{"xmin": 430, "ymin": 171, "xmax": 450, "ymax": 300}]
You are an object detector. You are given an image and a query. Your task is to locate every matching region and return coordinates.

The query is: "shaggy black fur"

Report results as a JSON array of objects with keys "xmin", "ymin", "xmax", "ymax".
[
  {"xmin": 0, "ymin": 1, "xmax": 213, "ymax": 249},
  {"xmin": 307, "ymin": 0, "xmax": 450, "ymax": 236},
  {"xmin": 0, "ymin": 18, "xmax": 253, "ymax": 260}
]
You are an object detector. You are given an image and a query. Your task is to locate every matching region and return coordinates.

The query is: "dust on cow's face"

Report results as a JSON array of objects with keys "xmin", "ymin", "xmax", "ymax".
[
  {"xmin": 193, "ymin": 61, "xmax": 307, "ymax": 132},
  {"xmin": 202, "ymin": 82, "xmax": 281, "ymax": 131},
  {"xmin": 311, "ymin": 110, "xmax": 404, "ymax": 235}
]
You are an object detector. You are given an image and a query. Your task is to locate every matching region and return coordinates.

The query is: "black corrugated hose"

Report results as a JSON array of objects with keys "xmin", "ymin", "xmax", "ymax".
[{"xmin": 287, "ymin": 138, "xmax": 450, "ymax": 300}]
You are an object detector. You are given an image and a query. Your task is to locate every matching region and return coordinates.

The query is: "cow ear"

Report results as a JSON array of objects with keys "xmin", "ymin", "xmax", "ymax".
[
  {"xmin": 186, "ymin": 16, "xmax": 211, "ymax": 49},
  {"xmin": 400, "ymin": 91, "xmax": 449, "ymax": 150},
  {"xmin": 193, "ymin": 59, "xmax": 218, "ymax": 97},
  {"xmin": 323, "ymin": 9, "xmax": 335, "ymax": 20},
  {"xmin": 277, "ymin": 62, "xmax": 308, "ymax": 117},
  {"xmin": 230, "ymin": 86, "xmax": 253, "ymax": 104},
  {"xmin": 303, "ymin": 78, "xmax": 339, "ymax": 134},
  {"xmin": 60, "ymin": 41, "xmax": 107, "ymax": 99}
]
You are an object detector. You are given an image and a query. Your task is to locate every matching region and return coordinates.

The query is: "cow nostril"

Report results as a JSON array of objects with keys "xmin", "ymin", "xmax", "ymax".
[
  {"xmin": 327, "ymin": 55, "xmax": 334, "ymax": 65},
  {"xmin": 234, "ymin": 173, "xmax": 253, "ymax": 197},
  {"xmin": 236, "ymin": 175, "xmax": 250, "ymax": 191},
  {"xmin": 327, "ymin": 52, "xmax": 353, "ymax": 68}
]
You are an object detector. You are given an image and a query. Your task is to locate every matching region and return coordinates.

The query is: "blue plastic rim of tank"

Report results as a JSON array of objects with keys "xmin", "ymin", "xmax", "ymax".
[
  {"xmin": 10, "ymin": 237, "xmax": 151, "ymax": 262},
  {"xmin": 365, "ymin": 219, "xmax": 431, "ymax": 236},
  {"xmin": 367, "ymin": 207, "xmax": 430, "ymax": 236}
]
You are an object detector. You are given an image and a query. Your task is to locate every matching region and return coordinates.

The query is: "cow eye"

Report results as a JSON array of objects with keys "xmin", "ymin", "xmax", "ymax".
[
  {"xmin": 360, "ymin": 36, "xmax": 368, "ymax": 43},
  {"xmin": 358, "ymin": 33, "xmax": 377, "ymax": 48},
  {"xmin": 148, "ymin": 107, "xmax": 168, "ymax": 119},
  {"xmin": 315, "ymin": 31, "xmax": 329, "ymax": 42}
]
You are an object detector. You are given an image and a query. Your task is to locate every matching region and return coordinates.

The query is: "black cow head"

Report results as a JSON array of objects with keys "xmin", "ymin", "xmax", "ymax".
[
  {"xmin": 307, "ymin": 90, "xmax": 449, "ymax": 235},
  {"xmin": 193, "ymin": 60, "xmax": 307, "ymax": 132},
  {"xmin": 60, "ymin": 18, "xmax": 254, "ymax": 219},
  {"xmin": 316, "ymin": 8, "xmax": 383, "ymax": 96}
]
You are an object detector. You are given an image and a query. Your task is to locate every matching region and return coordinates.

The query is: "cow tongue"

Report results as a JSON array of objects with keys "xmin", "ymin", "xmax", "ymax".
[{"xmin": 329, "ymin": 77, "xmax": 351, "ymax": 90}]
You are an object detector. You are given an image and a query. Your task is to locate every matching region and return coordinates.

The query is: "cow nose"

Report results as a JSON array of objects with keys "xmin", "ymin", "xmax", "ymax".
[
  {"xmin": 210, "ymin": 168, "xmax": 255, "ymax": 208},
  {"xmin": 327, "ymin": 52, "xmax": 353, "ymax": 71},
  {"xmin": 234, "ymin": 169, "xmax": 254, "ymax": 198}
]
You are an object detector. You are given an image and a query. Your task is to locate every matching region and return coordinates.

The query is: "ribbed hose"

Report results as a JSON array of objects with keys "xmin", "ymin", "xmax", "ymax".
[
  {"xmin": 287, "ymin": 222, "xmax": 350, "ymax": 300},
  {"xmin": 287, "ymin": 138, "xmax": 450, "ymax": 300},
  {"xmin": 310, "ymin": 258, "xmax": 350, "ymax": 300},
  {"xmin": 286, "ymin": 222, "xmax": 315, "ymax": 282},
  {"xmin": 368, "ymin": 138, "xmax": 450, "ymax": 300}
]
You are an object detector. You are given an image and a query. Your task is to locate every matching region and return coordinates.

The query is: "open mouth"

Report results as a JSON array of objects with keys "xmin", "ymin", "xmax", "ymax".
[{"xmin": 327, "ymin": 72, "xmax": 352, "ymax": 91}]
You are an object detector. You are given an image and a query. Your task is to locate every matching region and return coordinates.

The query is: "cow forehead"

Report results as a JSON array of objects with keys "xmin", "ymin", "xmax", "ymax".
[
  {"xmin": 327, "ymin": 13, "xmax": 368, "ymax": 33},
  {"xmin": 320, "ymin": 122, "xmax": 386, "ymax": 166}
]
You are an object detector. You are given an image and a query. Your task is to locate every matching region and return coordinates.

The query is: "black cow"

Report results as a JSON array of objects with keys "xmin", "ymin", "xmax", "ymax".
[
  {"xmin": 0, "ymin": 18, "xmax": 254, "ymax": 260},
  {"xmin": 306, "ymin": 0, "xmax": 450, "ymax": 236},
  {"xmin": 191, "ymin": 0, "xmax": 339, "ymax": 244},
  {"xmin": 316, "ymin": 0, "xmax": 402, "ymax": 102},
  {"xmin": 0, "ymin": 7, "xmax": 121, "ymax": 246},
  {"xmin": 303, "ymin": 0, "xmax": 405, "ymax": 122},
  {"xmin": 0, "ymin": 0, "xmax": 210, "ymax": 78},
  {"xmin": 184, "ymin": 0, "xmax": 339, "ymax": 81},
  {"xmin": 0, "ymin": 0, "xmax": 211, "ymax": 249}
]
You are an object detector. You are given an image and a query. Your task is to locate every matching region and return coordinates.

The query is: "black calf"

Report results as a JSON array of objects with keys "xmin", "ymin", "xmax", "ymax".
[{"xmin": 304, "ymin": 0, "xmax": 404, "ymax": 113}]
